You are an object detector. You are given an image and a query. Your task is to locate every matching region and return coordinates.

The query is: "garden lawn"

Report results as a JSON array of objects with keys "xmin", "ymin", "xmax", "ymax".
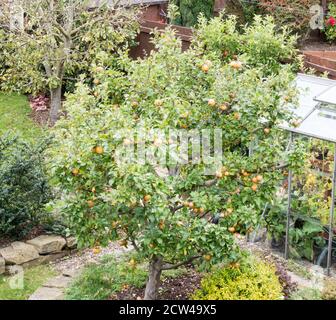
[
  {"xmin": 0, "ymin": 265, "xmax": 56, "ymax": 300},
  {"xmin": 0, "ymin": 93, "xmax": 42, "ymax": 140}
]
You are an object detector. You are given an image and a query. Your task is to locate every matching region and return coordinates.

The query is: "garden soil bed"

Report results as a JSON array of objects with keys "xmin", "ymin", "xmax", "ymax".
[
  {"xmin": 31, "ymin": 109, "xmax": 50, "ymax": 127},
  {"xmin": 110, "ymin": 268, "xmax": 202, "ymax": 300}
]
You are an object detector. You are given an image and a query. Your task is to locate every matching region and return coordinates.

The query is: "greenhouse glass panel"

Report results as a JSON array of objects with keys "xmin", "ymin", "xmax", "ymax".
[
  {"xmin": 281, "ymin": 74, "xmax": 336, "ymax": 142},
  {"xmin": 315, "ymin": 85, "xmax": 336, "ymax": 106}
]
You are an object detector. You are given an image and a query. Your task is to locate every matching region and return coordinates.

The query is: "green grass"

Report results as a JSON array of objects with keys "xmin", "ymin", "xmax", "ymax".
[
  {"xmin": 65, "ymin": 254, "xmax": 190, "ymax": 300},
  {"xmin": 0, "ymin": 93, "xmax": 42, "ymax": 140},
  {"xmin": 286, "ymin": 259, "xmax": 312, "ymax": 280},
  {"xmin": 65, "ymin": 254, "xmax": 148, "ymax": 300},
  {"xmin": 0, "ymin": 265, "xmax": 56, "ymax": 300},
  {"xmin": 289, "ymin": 287, "xmax": 322, "ymax": 300}
]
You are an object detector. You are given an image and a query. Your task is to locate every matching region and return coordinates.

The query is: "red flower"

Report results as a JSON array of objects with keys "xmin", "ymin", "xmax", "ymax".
[{"xmin": 327, "ymin": 16, "xmax": 336, "ymax": 27}]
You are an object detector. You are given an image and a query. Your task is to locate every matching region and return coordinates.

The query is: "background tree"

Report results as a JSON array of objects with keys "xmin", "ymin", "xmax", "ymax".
[
  {"xmin": 0, "ymin": 0, "xmax": 139, "ymax": 124},
  {"xmin": 172, "ymin": 0, "xmax": 215, "ymax": 27},
  {"xmin": 49, "ymin": 17, "xmax": 304, "ymax": 300}
]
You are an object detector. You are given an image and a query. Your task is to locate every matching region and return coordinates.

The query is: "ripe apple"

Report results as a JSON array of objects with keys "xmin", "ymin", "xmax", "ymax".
[
  {"xmin": 92, "ymin": 247, "xmax": 102, "ymax": 255},
  {"xmin": 154, "ymin": 99, "xmax": 163, "ymax": 107},
  {"xmin": 203, "ymin": 254, "xmax": 212, "ymax": 261},
  {"xmin": 96, "ymin": 66, "xmax": 104, "ymax": 73},
  {"xmin": 264, "ymin": 128, "xmax": 270, "ymax": 134},
  {"xmin": 208, "ymin": 99, "xmax": 216, "ymax": 107},
  {"xmin": 229, "ymin": 60, "xmax": 242, "ymax": 70},
  {"xmin": 188, "ymin": 202, "xmax": 194, "ymax": 208},
  {"xmin": 144, "ymin": 195, "xmax": 151, "ymax": 202},
  {"xmin": 216, "ymin": 170, "xmax": 223, "ymax": 179},
  {"xmin": 72, "ymin": 168, "xmax": 79, "ymax": 176},
  {"xmin": 201, "ymin": 64, "xmax": 209, "ymax": 73},
  {"xmin": 129, "ymin": 258, "xmax": 137, "ymax": 269},
  {"xmin": 159, "ymin": 221, "xmax": 165, "ymax": 230},
  {"xmin": 256, "ymin": 175, "xmax": 263, "ymax": 182},
  {"xmin": 131, "ymin": 101, "xmax": 139, "ymax": 108},
  {"xmin": 219, "ymin": 103, "xmax": 228, "ymax": 111},
  {"xmin": 95, "ymin": 146, "xmax": 104, "ymax": 154},
  {"xmin": 93, "ymin": 78, "xmax": 100, "ymax": 85},
  {"xmin": 87, "ymin": 200, "xmax": 95, "ymax": 208},
  {"xmin": 228, "ymin": 227, "xmax": 235, "ymax": 233},
  {"xmin": 241, "ymin": 170, "xmax": 249, "ymax": 177},
  {"xmin": 233, "ymin": 112, "xmax": 241, "ymax": 120},
  {"xmin": 252, "ymin": 177, "xmax": 258, "ymax": 183},
  {"xmin": 251, "ymin": 184, "xmax": 258, "ymax": 192},
  {"xmin": 199, "ymin": 208, "xmax": 205, "ymax": 214}
]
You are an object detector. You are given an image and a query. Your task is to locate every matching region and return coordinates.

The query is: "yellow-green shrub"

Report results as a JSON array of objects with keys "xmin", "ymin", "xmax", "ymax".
[
  {"xmin": 322, "ymin": 279, "xmax": 336, "ymax": 300},
  {"xmin": 192, "ymin": 259, "xmax": 283, "ymax": 300}
]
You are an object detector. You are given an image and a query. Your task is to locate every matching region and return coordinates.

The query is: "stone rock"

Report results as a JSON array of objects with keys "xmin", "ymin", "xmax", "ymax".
[
  {"xmin": 0, "ymin": 242, "xmax": 39, "ymax": 265},
  {"xmin": 0, "ymin": 256, "xmax": 5, "ymax": 274},
  {"xmin": 27, "ymin": 235, "xmax": 66, "ymax": 254},
  {"xmin": 28, "ymin": 287, "xmax": 64, "ymax": 300},
  {"xmin": 44, "ymin": 275, "xmax": 73, "ymax": 289},
  {"xmin": 66, "ymin": 236, "xmax": 77, "ymax": 249}
]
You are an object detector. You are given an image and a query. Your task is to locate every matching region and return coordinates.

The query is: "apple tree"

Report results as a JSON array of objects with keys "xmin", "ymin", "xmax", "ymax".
[
  {"xmin": 49, "ymin": 21, "xmax": 303, "ymax": 299},
  {"xmin": 0, "ymin": 0, "xmax": 139, "ymax": 124}
]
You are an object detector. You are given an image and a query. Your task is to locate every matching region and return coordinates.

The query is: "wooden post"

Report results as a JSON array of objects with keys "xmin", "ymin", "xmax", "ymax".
[{"xmin": 322, "ymin": 0, "xmax": 327, "ymax": 14}]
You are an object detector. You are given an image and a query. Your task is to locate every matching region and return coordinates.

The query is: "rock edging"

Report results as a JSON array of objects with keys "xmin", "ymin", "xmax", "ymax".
[{"xmin": 0, "ymin": 235, "xmax": 77, "ymax": 275}]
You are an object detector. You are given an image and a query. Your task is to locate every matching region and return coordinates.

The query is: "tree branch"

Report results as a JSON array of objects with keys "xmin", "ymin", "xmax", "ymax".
[{"xmin": 161, "ymin": 255, "xmax": 202, "ymax": 270}]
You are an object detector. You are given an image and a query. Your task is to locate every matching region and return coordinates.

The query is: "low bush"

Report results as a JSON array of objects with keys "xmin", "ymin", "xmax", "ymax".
[
  {"xmin": 193, "ymin": 14, "xmax": 300, "ymax": 76},
  {"xmin": 274, "ymin": 262, "xmax": 298, "ymax": 299},
  {"xmin": 0, "ymin": 135, "xmax": 52, "ymax": 238},
  {"xmin": 172, "ymin": 0, "xmax": 215, "ymax": 27},
  {"xmin": 192, "ymin": 257, "xmax": 283, "ymax": 300},
  {"xmin": 322, "ymin": 279, "xmax": 336, "ymax": 300},
  {"xmin": 258, "ymin": 0, "xmax": 317, "ymax": 39}
]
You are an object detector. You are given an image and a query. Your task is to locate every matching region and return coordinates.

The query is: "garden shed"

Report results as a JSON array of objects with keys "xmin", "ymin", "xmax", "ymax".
[{"xmin": 281, "ymin": 74, "xmax": 336, "ymax": 274}]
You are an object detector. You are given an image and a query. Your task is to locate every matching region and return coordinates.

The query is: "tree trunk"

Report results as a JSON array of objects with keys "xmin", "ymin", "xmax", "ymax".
[
  {"xmin": 144, "ymin": 257, "xmax": 163, "ymax": 300},
  {"xmin": 49, "ymin": 85, "xmax": 62, "ymax": 125}
]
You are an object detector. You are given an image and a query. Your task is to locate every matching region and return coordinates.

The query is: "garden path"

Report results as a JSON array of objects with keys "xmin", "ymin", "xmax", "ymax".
[{"xmin": 28, "ymin": 242, "xmax": 130, "ymax": 300}]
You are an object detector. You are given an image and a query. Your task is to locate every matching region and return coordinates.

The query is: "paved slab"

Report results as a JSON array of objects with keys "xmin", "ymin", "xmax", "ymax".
[
  {"xmin": 44, "ymin": 275, "xmax": 73, "ymax": 289},
  {"xmin": 29, "ymin": 287, "xmax": 64, "ymax": 300}
]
